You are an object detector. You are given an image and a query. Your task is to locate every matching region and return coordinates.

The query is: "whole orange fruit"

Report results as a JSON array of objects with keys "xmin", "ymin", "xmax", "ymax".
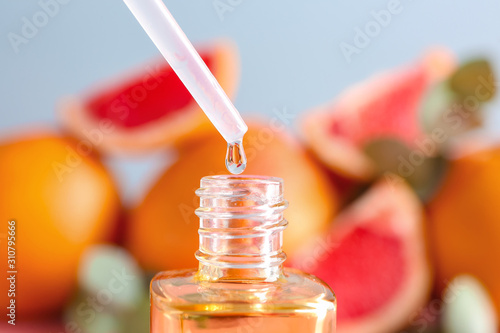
[
  {"xmin": 0, "ymin": 131, "xmax": 121, "ymax": 317},
  {"xmin": 428, "ymin": 147, "xmax": 500, "ymax": 317},
  {"xmin": 126, "ymin": 122, "xmax": 338, "ymax": 271}
]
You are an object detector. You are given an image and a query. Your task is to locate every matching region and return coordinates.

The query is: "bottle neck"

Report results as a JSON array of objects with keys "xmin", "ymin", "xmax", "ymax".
[{"xmin": 195, "ymin": 176, "xmax": 288, "ymax": 282}]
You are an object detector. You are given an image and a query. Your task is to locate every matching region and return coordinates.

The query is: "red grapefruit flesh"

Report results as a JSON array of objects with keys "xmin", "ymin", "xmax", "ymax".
[
  {"xmin": 290, "ymin": 176, "xmax": 430, "ymax": 333},
  {"xmin": 301, "ymin": 48, "xmax": 455, "ymax": 180},
  {"xmin": 58, "ymin": 40, "xmax": 239, "ymax": 154}
]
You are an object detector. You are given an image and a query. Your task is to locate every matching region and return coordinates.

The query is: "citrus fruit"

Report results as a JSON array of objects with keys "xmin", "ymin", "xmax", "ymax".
[
  {"xmin": 291, "ymin": 176, "xmax": 430, "ymax": 333},
  {"xmin": 58, "ymin": 40, "xmax": 239, "ymax": 154},
  {"xmin": 300, "ymin": 48, "xmax": 455, "ymax": 180},
  {"xmin": 0, "ymin": 131, "xmax": 121, "ymax": 316},
  {"xmin": 126, "ymin": 122, "xmax": 338, "ymax": 271},
  {"xmin": 428, "ymin": 146, "xmax": 500, "ymax": 318}
]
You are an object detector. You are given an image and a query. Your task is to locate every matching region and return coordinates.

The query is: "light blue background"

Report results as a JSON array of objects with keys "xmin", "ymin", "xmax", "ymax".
[{"xmin": 1, "ymin": 0, "xmax": 499, "ymax": 200}]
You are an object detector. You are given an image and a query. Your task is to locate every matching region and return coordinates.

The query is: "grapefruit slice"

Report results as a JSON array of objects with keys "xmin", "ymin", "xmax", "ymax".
[
  {"xmin": 300, "ymin": 48, "xmax": 455, "ymax": 180},
  {"xmin": 58, "ymin": 40, "xmax": 239, "ymax": 154},
  {"xmin": 290, "ymin": 176, "xmax": 430, "ymax": 333}
]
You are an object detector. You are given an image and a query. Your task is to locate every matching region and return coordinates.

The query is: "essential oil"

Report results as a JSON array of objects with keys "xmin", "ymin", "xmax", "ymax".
[
  {"xmin": 151, "ymin": 175, "xmax": 336, "ymax": 332},
  {"xmin": 225, "ymin": 140, "xmax": 247, "ymax": 174}
]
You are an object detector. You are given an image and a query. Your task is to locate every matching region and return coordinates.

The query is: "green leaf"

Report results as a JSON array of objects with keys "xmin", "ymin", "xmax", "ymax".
[
  {"xmin": 420, "ymin": 80, "xmax": 485, "ymax": 141},
  {"xmin": 364, "ymin": 138, "xmax": 448, "ymax": 200},
  {"xmin": 123, "ymin": 296, "xmax": 150, "ymax": 333},
  {"xmin": 449, "ymin": 59, "xmax": 496, "ymax": 102},
  {"xmin": 443, "ymin": 275, "xmax": 498, "ymax": 333},
  {"xmin": 78, "ymin": 245, "xmax": 147, "ymax": 311},
  {"xmin": 420, "ymin": 82, "xmax": 458, "ymax": 133}
]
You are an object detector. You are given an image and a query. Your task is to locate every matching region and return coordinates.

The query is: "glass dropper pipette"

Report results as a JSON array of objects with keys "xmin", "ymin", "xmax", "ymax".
[{"xmin": 122, "ymin": 0, "xmax": 248, "ymax": 174}]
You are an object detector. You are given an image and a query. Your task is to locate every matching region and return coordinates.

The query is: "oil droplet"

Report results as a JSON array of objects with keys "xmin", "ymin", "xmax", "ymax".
[{"xmin": 225, "ymin": 140, "xmax": 247, "ymax": 174}]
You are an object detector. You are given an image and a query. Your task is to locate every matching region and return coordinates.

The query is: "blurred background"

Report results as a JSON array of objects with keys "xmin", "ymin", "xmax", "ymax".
[
  {"xmin": 2, "ymin": 0, "xmax": 500, "ymax": 198},
  {"xmin": 1, "ymin": 0, "xmax": 500, "ymax": 332}
]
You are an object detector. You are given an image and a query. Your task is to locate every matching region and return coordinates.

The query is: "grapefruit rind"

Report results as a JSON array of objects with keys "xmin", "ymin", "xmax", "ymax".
[
  {"xmin": 301, "ymin": 49, "xmax": 455, "ymax": 181},
  {"xmin": 301, "ymin": 108, "xmax": 376, "ymax": 180},
  {"xmin": 337, "ymin": 179, "xmax": 430, "ymax": 333},
  {"xmin": 292, "ymin": 177, "xmax": 430, "ymax": 333},
  {"xmin": 58, "ymin": 40, "xmax": 239, "ymax": 154}
]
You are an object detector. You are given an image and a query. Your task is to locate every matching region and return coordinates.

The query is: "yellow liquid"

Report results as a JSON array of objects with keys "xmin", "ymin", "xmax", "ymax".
[
  {"xmin": 152, "ymin": 305, "xmax": 335, "ymax": 332},
  {"xmin": 150, "ymin": 269, "xmax": 336, "ymax": 333},
  {"xmin": 225, "ymin": 140, "xmax": 247, "ymax": 174}
]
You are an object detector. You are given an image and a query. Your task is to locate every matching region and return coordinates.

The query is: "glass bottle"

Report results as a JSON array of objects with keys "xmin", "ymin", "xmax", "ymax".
[{"xmin": 151, "ymin": 175, "xmax": 336, "ymax": 332}]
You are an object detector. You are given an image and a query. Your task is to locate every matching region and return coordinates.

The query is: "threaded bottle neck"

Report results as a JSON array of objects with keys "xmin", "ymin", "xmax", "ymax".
[{"xmin": 195, "ymin": 175, "xmax": 288, "ymax": 282}]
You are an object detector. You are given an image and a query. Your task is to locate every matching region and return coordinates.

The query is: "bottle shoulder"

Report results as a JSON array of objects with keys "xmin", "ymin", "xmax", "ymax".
[{"xmin": 151, "ymin": 267, "xmax": 336, "ymax": 312}]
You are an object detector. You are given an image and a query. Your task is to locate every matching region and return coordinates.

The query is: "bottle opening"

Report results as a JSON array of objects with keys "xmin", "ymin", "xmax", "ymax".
[{"xmin": 195, "ymin": 175, "xmax": 288, "ymax": 282}]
